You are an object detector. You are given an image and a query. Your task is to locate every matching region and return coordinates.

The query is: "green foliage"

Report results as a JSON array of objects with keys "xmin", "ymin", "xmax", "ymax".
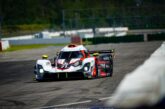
[
  {"xmin": 2, "ymin": 24, "xmax": 51, "ymax": 37},
  {"xmin": 0, "ymin": 0, "xmax": 165, "ymax": 37},
  {"xmin": 17, "ymin": 24, "xmax": 50, "ymax": 31}
]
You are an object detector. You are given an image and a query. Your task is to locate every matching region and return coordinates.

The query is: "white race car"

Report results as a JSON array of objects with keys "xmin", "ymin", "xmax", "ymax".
[{"xmin": 34, "ymin": 44, "xmax": 114, "ymax": 81}]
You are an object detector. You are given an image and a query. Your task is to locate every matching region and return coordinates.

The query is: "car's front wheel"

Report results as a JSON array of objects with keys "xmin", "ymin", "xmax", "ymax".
[
  {"xmin": 35, "ymin": 73, "xmax": 45, "ymax": 82},
  {"xmin": 34, "ymin": 65, "xmax": 45, "ymax": 81}
]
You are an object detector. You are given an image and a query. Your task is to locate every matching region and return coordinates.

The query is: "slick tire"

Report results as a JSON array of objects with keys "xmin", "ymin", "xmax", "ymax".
[
  {"xmin": 35, "ymin": 73, "xmax": 44, "ymax": 82},
  {"xmin": 109, "ymin": 58, "xmax": 113, "ymax": 77}
]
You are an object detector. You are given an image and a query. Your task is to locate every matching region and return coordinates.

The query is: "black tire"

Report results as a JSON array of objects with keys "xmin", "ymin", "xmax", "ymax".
[
  {"xmin": 109, "ymin": 58, "xmax": 113, "ymax": 77},
  {"xmin": 95, "ymin": 59, "xmax": 100, "ymax": 78},
  {"xmin": 35, "ymin": 73, "xmax": 45, "ymax": 82}
]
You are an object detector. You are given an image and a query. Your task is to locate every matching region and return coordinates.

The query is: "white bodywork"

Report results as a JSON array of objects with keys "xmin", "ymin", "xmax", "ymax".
[
  {"xmin": 61, "ymin": 45, "xmax": 87, "ymax": 52},
  {"xmin": 35, "ymin": 57, "xmax": 95, "ymax": 73},
  {"xmin": 36, "ymin": 60, "xmax": 55, "ymax": 73},
  {"xmin": 34, "ymin": 45, "xmax": 96, "ymax": 80},
  {"xmin": 55, "ymin": 57, "xmax": 95, "ymax": 73}
]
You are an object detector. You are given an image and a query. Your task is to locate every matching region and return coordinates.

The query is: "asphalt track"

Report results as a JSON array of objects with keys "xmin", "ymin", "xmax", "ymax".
[{"xmin": 0, "ymin": 41, "xmax": 162, "ymax": 109}]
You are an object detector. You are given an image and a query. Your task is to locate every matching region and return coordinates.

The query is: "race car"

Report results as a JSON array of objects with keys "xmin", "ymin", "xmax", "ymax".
[{"xmin": 34, "ymin": 44, "xmax": 114, "ymax": 81}]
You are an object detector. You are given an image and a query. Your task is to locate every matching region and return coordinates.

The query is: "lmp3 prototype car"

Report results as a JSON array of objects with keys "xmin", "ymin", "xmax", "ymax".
[{"xmin": 34, "ymin": 44, "xmax": 114, "ymax": 81}]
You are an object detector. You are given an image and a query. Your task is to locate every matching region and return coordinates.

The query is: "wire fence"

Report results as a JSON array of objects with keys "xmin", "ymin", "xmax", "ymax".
[
  {"xmin": 1, "ymin": 5, "xmax": 165, "ymax": 37},
  {"xmin": 62, "ymin": 6, "xmax": 165, "ymax": 30}
]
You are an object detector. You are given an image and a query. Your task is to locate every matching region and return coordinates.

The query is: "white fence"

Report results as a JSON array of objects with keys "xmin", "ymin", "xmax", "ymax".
[{"xmin": 9, "ymin": 37, "xmax": 71, "ymax": 45}]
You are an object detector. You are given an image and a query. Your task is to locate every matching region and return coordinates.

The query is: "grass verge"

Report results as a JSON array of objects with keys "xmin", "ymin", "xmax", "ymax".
[{"xmin": 3, "ymin": 44, "xmax": 67, "ymax": 52}]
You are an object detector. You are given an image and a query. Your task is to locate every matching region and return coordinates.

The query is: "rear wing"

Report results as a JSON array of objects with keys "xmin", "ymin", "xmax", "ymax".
[
  {"xmin": 89, "ymin": 49, "xmax": 115, "ymax": 57},
  {"xmin": 89, "ymin": 49, "xmax": 115, "ymax": 54}
]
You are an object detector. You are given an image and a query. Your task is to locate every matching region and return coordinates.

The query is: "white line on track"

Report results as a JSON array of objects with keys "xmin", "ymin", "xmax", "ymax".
[
  {"xmin": 33, "ymin": 100, "xmax": 91, "ymax": 109},
  {"xmin": 34, "ymin": 96, "xmax": 112, "ymax": 109},
  {"xmin": 99, "ymin": 96, "xmax": 113, "ymax": 101}
]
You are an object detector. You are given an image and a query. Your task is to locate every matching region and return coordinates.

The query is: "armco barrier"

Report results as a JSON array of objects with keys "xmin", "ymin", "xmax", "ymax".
[
  {"xmin": 83, "ymin": 35, "xmax": 144, "ymax": 44},
  {"xmin": 148, "ymin": 33, "xmax": 165, "ymax": 41},
  {"xmin": 9, "ymin": 37, "xmax": 71, "ymax": 45},
  {"xmin": 7, "ymin": 33, "xmax": 165, "ymax": 45},
  {"xmin": 0, "ymin": 41, "xmax": 2, "ymax": 51}
]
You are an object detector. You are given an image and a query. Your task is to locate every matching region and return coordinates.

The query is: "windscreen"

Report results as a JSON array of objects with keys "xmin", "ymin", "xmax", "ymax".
[{"xmin": 58, "ymin": 51, "xmax": 83, "ymax": 59}]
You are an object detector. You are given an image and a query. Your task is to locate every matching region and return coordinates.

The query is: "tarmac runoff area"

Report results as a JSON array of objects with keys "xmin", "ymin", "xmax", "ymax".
[{"xmin": 0, "ymin": 41, "xmax": 163, "ymax": 109}]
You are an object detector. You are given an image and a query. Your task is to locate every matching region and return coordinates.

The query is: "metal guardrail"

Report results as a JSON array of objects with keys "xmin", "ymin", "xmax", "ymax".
[
  {"xmin": 128, "ymin": 29, "xmax": 165, "ymax": 41},
  {"xmin": 5, "ymin": 29, "xmax": 165, "ymax": 45},
  {"xmin": 128, "ymin": 29, "xmax": 165, "ymax": 35},
  {"xmin": 9, "ymin": 37, "xmax": 71, "ymax": 45}
]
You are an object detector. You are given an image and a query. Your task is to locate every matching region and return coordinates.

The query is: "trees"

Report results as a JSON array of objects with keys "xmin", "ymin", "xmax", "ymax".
[{"xmin": 0, "ymin": 0, "xmax": 164, "ymax": 36}]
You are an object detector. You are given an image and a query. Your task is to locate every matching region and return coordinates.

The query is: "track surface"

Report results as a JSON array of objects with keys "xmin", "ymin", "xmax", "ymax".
[{"xmin": 0, "ymin": 41, "xmax": 162, "ymax": 109}]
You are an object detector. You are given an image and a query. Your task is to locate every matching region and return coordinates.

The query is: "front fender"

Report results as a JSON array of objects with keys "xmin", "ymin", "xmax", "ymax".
[{"xmin": 35, "ymin": 59, "xmax": 55, "ymax": 73}]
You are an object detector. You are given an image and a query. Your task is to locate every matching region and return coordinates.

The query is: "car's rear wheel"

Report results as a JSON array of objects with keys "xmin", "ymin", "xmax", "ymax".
[
  {"xmin": 94, "ymin": 59, "xmax": 100, "ymax": 78},
  {"xmin": 109, "ymin": 57, "xmax": 113, "ymax": 77}
]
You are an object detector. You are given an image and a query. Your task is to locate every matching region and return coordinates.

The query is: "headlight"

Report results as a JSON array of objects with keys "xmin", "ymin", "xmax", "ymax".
[
  {"xmin": 39, "ymin": 69, "xmax": 44, "ymax": 73},
  {"xmin": 73, "ymin": 61, "xmax": 82, "ymax": 67},
  {"xmin": 83, "ymin": 63, "xmax": 90, "ymax": 72},
  {"xmin": 84, "ymin": 67, "xmax": 89, "ymax": 71}
]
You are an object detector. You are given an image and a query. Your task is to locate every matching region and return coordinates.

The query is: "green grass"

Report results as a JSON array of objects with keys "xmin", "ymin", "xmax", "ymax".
[{"xmin": 3, "ymin": 44, "xmax": 67, "ymax": 52}]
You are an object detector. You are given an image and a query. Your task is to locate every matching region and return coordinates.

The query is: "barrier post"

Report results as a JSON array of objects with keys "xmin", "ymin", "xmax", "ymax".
[
  {"xmin": 0, "ymin": 16, "xmax": 1, "ymax": 51},
  {"xmin": 0, "ymin": 40, "xmax": 2, "ymax": 51},
  {"xmin": 144, "ymin": 33, "xmax": 148, "ymax": 42}
]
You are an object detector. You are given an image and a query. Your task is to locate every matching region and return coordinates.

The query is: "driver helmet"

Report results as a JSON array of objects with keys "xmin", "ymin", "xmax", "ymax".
[{"xmin": 42, "ymin": 55, "xmax": 48, "ymax": 59}]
